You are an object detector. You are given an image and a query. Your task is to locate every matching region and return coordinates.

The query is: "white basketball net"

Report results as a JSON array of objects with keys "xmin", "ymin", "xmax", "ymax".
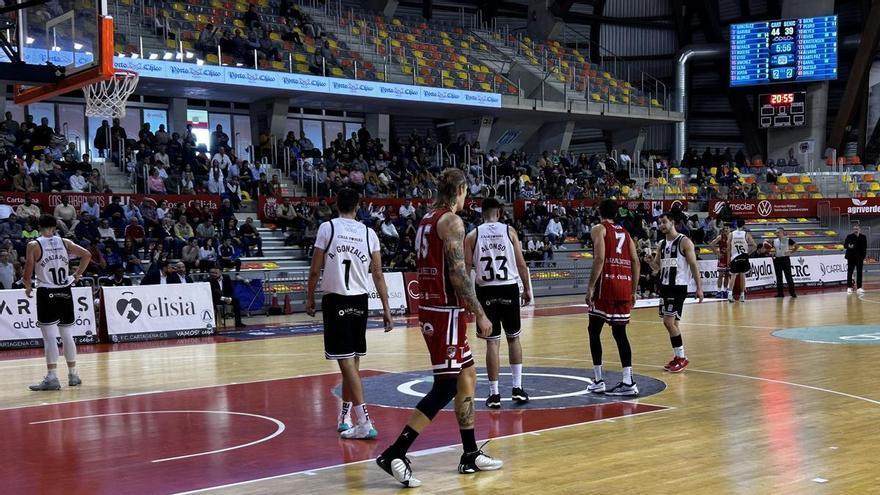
[{"xmin": 84, "ymin": 70, "xmax": 140, "ymax": 118}]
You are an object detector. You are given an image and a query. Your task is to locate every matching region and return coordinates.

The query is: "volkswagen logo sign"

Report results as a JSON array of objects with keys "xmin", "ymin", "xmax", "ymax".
[{"xmin": 757, "ymin": 200, "xmax": 773, "ymax": 217}]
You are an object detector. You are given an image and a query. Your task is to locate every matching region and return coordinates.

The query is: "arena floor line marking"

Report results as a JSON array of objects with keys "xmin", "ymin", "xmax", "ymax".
[
  {"xmin": 0, "ymin": 369, "xmax": 342, "ymax": 412},
  {"xmin": 170, "ymin": 406, "xmax": 674, "ymax": 495},
  {"xmin": 525, "ymin": 355, "xmax": 880, "ymax": 408},
  {"xmin": 29, "ymin": 410, "xmax": 286, "ymax": 463},
  {"xmin": 543, "ymin": 314, "xmax": 780, "ymax": 330}
]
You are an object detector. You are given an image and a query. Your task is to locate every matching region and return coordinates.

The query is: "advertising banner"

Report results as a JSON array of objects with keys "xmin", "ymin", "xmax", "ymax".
[
  {"xmin": 3, "ymin": 192, "xmax": 222, "ymax": 216},
  {"xmin": 403, "ymin": 272, "xmax": 420, "ymax": 314},
  {"xmin": 110, "ymin": 57, "xmax": 501, "ymax": 108},
  {"xmin": 710, "ymin": 198, "xmax": 880, "ymax": 219},
  {"xmin": 0, "ymin": 287, "xmax": 98, "ymax": 349},
  {"xmin": 102, "ymin": 283, "xmax": 216, "ymax": 343},
  {"xmin": 366, "ymin": 272, "xmax": 408, "ymax": 314},
  {"xmin": 688, "ymin": 254, "xmax": 847, "ymax": 292}
]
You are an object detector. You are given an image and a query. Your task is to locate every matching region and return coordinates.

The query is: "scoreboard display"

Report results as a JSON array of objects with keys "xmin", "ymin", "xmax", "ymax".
[
  {"xmin": 758, "ymin": 92, "xmax": 806, "ymax": 128},
  {"xmin": 730, "ymin": 16, "xmax": 837, "ymax": 87}
]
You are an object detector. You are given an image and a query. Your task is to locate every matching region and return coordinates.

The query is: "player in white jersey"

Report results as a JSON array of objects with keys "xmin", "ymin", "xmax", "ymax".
[
  {"xmin": 727, "ymin": 219, "xmax": 756, "ymax": 303},
  {"xmin": 651, "ymin": 213, "xmax": 703, "ymax": 373},
  {"xmin": 464, "ymin": 198, "xmax": 532, "ymax": 408},
  {"xmin": 25, "ymin": 214, "xmax": 92, "ymax": 391},
  {"xmin": 307, "ymin": 188, "xmax": 393, "ymax": 440}
]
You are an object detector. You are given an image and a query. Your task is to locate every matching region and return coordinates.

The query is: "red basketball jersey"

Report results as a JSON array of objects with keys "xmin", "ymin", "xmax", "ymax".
[
  {"xmin": 416, "ymin": 208, "xmax": 459, "ymax": 307},
  {"xmin": 595, "ymin": 220, "xmax": 634, "ymax": 303},
  {"xmin": 717, "ymin": 235, "xmax": 730, "ymax": 268}
]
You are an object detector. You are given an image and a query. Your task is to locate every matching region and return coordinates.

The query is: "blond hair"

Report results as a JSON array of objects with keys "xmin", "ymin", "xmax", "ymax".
[{"xmin": 433, "ymin": 168, "xmax": 467, "ymax": 210}]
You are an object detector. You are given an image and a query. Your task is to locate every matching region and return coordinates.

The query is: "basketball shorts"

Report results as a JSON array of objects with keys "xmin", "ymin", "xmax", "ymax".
[
  {"xmin": 730, "ymin": 254, "xmax": 751, "ymax": 274},
  {"xmin": 476, "ymin": 283, "xmax": 521, "ymax": 339},
  {"xmin": 36, "ymin": 286, "xmax": 75, "ymax": 327},
  {"xmin": 322, "ymin": 293, "xmax": 368, "ymax": 360},
  {"xmin": 589, "ymin": 299, "xmax": 633, "ymax": 325},
  {"xmin": 658, "ymin": 285, "xmax": 688, "ymax": 321},
  {"xmin": 419, "ymin": 306, "xmax": 473, "ymax": 377}
]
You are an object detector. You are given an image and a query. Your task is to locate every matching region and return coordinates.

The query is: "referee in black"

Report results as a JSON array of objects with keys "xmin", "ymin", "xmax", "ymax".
[
  {"xmin": 845, "ymin": 224, "xmax": 867, "ymax": 295},
  {"xmin": 773, "ymin": 227, "xmax": 798, "ymax": 298}
]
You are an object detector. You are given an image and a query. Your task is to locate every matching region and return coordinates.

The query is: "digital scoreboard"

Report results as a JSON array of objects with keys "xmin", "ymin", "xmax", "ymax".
[
  {"xmin": 758, "ymin": 92, "xmax": 806, "ymax": 128},
  {"xmin": 730, "ymin": 16, "xmax": 837, "ymax": 87}
]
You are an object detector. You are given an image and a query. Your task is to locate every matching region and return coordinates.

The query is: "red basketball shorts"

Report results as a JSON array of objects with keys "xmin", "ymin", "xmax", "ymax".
[{"xmin": 418, "ymin": 306, "xmax": 474, "ymax": 377}]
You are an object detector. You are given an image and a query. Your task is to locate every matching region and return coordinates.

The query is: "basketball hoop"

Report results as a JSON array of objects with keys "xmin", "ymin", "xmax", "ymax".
[{"xmin": 84, "ymin": 69, "xmax": 140, "ymax": 118}]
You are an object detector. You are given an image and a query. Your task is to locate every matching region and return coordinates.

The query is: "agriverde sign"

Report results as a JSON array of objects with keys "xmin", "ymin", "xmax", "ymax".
[{"xmin": 710, "ymin": 198, "xmax": 880, "ymax": 219}]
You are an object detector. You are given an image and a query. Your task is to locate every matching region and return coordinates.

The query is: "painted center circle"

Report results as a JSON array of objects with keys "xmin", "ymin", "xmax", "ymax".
[
  {"xmin": 336, "ymin": 367, "xmax": 666, "ymax": 410},
  {"xmin": 773, "ymin": 325, "xmax": 880, "ymax": 345}
]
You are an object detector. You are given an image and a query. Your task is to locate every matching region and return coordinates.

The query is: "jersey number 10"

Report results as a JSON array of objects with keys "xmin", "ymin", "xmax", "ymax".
[{"xmin": 48, "ymin": 267, "xmax": 67, "ymax": 286}]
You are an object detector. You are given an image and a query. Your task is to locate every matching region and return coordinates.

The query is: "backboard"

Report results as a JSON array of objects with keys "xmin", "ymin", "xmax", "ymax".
[{"xmin": 11, "ymin": 0, "xmax": 115, "ymax": 104}]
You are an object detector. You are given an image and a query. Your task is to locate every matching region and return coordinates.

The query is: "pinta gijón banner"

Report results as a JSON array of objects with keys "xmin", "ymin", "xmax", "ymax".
[{"xmin": 113, "ymin": 58, "xmax": 502, "ymax": 108}]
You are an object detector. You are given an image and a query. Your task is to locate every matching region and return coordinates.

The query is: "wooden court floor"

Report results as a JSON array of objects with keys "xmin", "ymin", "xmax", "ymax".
[{"xmin": 2, "ymin": 288, "xmax": 880, "ymax": 494}]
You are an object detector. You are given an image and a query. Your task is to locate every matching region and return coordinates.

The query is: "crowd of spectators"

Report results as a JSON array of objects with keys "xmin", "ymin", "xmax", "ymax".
[{"xmin": 0, "ymin": 191, "xmax": 266, "ymax": 288}]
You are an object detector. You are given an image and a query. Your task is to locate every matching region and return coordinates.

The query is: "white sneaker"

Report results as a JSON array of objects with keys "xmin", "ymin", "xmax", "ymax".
[
  {"xmin": 847, "ymin": 288, "xmax": 854, "ymax": 295},
  {"xmin": 377, "ymin": 454, "xmax": 421, "ymax": 487},
  {"xmin": 857, "ymin": 288, "xmax": 865, "ymax": 295},
  {"xmin": 340, "ymin": 422, "xmax": 377, "ymax": 440},
  {"xmin": 739, "ymin": 293, "xmax": 746, "ymax": 303},
  {"xmin": 459, "ymin": 449, "xmax": 503, "ymax": 473},
  {"xmin": 587, "ymin": 379, "xmax": 606, "ymax": 393},
  {"xmin": 337, "ymin": 417, "xmax": 352, "ymax": 432},
  {"xmin": 605, "ymin": 381, "xmax": 640, "ymax": 396}
]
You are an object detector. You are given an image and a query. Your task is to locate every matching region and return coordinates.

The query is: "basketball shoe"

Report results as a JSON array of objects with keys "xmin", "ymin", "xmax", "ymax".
[
  {"xmin": 376, "ymin": 454, "xmax": 421, "ymax": 487},
  {"xmin": 664, "ymin": 357, "xmax": 689, "ymax": 373},
  {"xmin": 29, "ymin": 375, "xmax": 61, "ymax": 391},
  {"xmin": 512, "ymin": 387, "xmax": 530, "ymax": 404},
  {"xmin": 858, "ymin": 288, "xmax": 865, "ymax": 295},
  {"xmin": 605, "ymin": 381, "xmax": 639, "ymax": 396},
  {"xmin": 68, "ymin": 374, "xmax": 82, "ymax": 387},
  {"xmin": 485, "ymin": 394, "xmax": 501, "ymax": 409},
  {"xmin": 458, "ymin": 443, "xmax": 503, "ymax": 474},
  {"xmin": 587, "ymin": 379, "xmax": 606, "ymax": 393},
  {"xmin": 341, "ymin": 423, "xmax": 377, "ymax": 440},
  {"xmin": 847, "ymin": 288, "xmax": 853, "ymax": 295}
]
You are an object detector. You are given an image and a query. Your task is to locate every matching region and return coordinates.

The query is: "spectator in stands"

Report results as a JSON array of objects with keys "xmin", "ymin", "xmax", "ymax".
[
  {"xmin": 212, "ymin": 146, "xmax": 232, "ymax": 173},
  {"xmin": 52, "ymin": 196, "xmax": 76, "ymax": 235},
  {"xmin": 545, "ymin": 214, "xmax": 565, "ymax": 248},
  {"xmin": 93, "ymin": 120, "xmax": 110, "ymax": 158},
  {"xmin": 0, "ymin": 249, "xmax": 13, "ymax": 289},
  {"xmin": 68, "ymin": 168, "xmax": 87, "ymax": 192},
  {"xmin": 211, "ymin": 125, "xmax": 230, "ymax": 154},
  {"xmin": 100, "ymin": 266, "xmax": 132, "ymax": 287},
  {"xmin": 238, "ymin": 217, "xmax": 263, "ymax": 257},
  {"xmin": 540, "ymin": 236, "xmax": 554, "ymax": 265},
  {"xmin": 148, "ymin": 168, "xmax": 166, "ymax": 194},
  {"xmin": 173, "ymin": 216, "xmax": 194, "ymax": 256},
  {"xmin": 398, "ymin": 199, "xmax": 415, "ymax": 223},
  {"xmin": 274, "ymin": 197, "xmax": 297, "ymax": 233},
  {"xmin": 314, "ymin": 198, "xmax": 332, "ymax": 224},
  {"xmin": 259, "ymin": 30, "xmax": 282, "ymax": 61},
  {"xmin": 199, "ymin": 241, "xmax": 219, "ymax": 271},
  {"xmin": 89, "ymin": 169, "xmax": 111, "ymax": 193},
  {"xmin": 380, "ymin": 217, "xmax": 399, "ymax": 243},
  {"xmin": 142, "ymin": 260, "xmax": 181, "ymax": 285},
  {"xmin": 196, "ymin": 23, "xmax": 220, "ymax": 58},
  {"xmin": 124, "ymin": 217, "xmax": 145, "ymax": 250},
  {"xmin": 81, "ymin": 197, "xmax": 100, "ymax": 218},
  {"xmin": 209, "ymin": 265, "xmax": 246, "ymax": 327},
  {"xmin": 74, "ymin": 214, "xmax": 99, "ymax": 244},
  {"xmin": 278, "ymin": 16, "xmax": 302, "ymax": 45},
  {"xmin": 13, "ymin": 166, "xmax": 34, "ymax": 192},
  {"xmin": 219, "ymin": 237, "xmax": 242, "ymax": 272},
  {"xmin": 244, "ymin": 3, "xmax": 261, "ymax": 29},
  {"xmin": 766, "ymin": 163, "xmax": 780, "ymax": 184},
  {"xmin": 15, "ymin": 194, "xmax": 40, "ymax": 221},
  {"xmin": 0, "ymin": 198, "xmax": 12, "ymax": 220},
  {"xmin": 0, "ymin": 213, "xmax": 21, "ymax": 245},
  {"xmin": 154, "ymin": 10, "xmax": 174, "ymax": 40}
]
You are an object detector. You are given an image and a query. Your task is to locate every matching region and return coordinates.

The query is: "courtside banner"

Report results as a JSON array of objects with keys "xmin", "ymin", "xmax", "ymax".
[
  {"xmin": 0, "ymin": 287, "xmax": 97, "ymax": 349},
  {"xmin": 689, "ymin": 254, "xmax": 847, "ymax": 292},
  {"xmin": 366, "ymin": 272, "xmax": 408, "ymax": 315},
  {"xmin": 710, "ymin": 198, "xmax": 880, "ymax": 219},
  {"xmin": 3, "ymin": 192, "xmax": 222, "ymax": 216},
  {"xmin": 102, "ymin": 283, "xmax": 216, "ymax": 343}
]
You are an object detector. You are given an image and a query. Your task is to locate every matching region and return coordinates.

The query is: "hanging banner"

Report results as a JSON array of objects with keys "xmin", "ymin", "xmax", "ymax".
[
  {"xmin": 102, "ymin": 283, "xmax": 216, "ymax": 343},
  {"xmin": 2, "ymin": 192, "xmax": 222, "ymax": 216},
  {"xmin": 0, "ymin": 287, "xmax": 98, "ymax": 349}
]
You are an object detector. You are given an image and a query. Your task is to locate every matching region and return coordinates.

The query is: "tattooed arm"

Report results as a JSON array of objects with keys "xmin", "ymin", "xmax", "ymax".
[{"xmin": 438, "ymin": 212, "xmax": 492, "ymax": 337}]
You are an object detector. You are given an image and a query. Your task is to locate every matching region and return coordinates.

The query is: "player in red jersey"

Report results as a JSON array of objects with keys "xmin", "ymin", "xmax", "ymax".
[
  {"xmin": 584, "ymin": 199, "xmax": 641, "ymax": 396},
  {"xmin": 709, "ymin": 224, "xmax": 731, "ymax": 299},
  {"xmin": 377, "ymin": 169, "xmax": 502, "ymax": 488}
]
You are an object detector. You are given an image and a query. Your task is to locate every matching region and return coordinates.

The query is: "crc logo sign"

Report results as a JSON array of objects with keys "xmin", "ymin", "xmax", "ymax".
[{"xmin": 757, "ymin": 200, "xmax": 773, "ymax": 217}]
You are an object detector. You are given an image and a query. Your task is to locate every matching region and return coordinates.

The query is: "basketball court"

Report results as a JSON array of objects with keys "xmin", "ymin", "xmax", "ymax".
[{"xmin": 1, "ymin": 289, "xmax": 878, "ymax": 494}]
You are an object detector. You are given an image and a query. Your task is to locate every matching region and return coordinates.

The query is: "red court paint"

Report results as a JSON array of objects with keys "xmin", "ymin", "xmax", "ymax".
[{"xmin": 0, "ymin": 372, "xmax": 666, "ymax": 494}]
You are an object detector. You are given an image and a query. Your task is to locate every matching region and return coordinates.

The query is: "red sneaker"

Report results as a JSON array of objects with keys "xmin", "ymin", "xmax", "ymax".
[
  {"xmin": 667, "ymin": 357, "xmax": 689, "ymax": 373},
  {"xmin": 663, "ymin": 357, "xmax": 678, "ymax": 371}
]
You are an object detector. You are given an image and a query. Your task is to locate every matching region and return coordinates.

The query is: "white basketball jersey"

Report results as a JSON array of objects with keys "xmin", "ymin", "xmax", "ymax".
[
  {"xmin": 35, "ymin": 235, "xmax": 72, "ymax": 288},
  {"xmin": 659, "ymin": 234, "xmax": 690, "ymax": 287},
  {"xmin": 731, "ymin": 230, "xmax": 749, "ymax": 259},
  {"xmin": 316, "ymin": 218, "xmax": 379, "ymax": 296},
  {"xmin": 472, "ymin": 222, "xmax": 520, "ymax": 287}
]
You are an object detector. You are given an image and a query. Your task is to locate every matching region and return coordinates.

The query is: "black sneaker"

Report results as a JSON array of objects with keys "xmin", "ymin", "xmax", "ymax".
[
  {"xmin": 458, "ymin": 444, "xmax": 503, "ymax": 474},
  {"xmin": 485, "ymin": 393, "xmax": 501, "ymax": 409},
  {"xmin": 511, "ymin": 387, "xmax": 530, "ymax": 404},
  {"xmin": 376, "ymin": 453, "xmax": 421, "ymax": 487}
]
